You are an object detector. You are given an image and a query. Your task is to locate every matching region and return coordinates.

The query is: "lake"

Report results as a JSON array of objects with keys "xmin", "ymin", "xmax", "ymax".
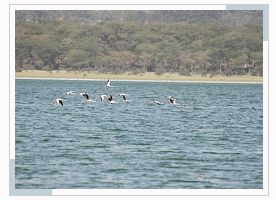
[{"xmin": 15, "ymin": 79, "xmax": 263, "ymax": 189}]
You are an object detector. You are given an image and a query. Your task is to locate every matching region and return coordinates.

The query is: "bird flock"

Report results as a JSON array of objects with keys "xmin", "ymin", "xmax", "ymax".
[
  {"xmin": 50, "ymin": 79, "xmax": 182, "ymax": 106},
  {"xmin": 48, "ymin": 79, "xmax": 206, "ymax": 180}
]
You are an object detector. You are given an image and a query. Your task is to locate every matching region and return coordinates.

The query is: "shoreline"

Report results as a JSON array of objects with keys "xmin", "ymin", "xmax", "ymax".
[
  {"xmin": 15, "ymin": 70, "xmax": 263, "ymax": 84},
  {"xmin": 15, "ymin": 77, "xmax": 263, "ymax": 84}
]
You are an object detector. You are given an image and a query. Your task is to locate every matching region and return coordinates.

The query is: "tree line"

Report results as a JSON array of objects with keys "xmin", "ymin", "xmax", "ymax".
[
  {"xmin": 15, "ymin": 19, "xmax": 263, "ymax": 76},
  {"xmin": 15, "ymin": 10, "xmax": 263, "ymax": 27}
]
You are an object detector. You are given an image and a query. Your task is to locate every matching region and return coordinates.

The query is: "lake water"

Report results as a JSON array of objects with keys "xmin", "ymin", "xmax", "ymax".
[{"xmin": 15, "ymin": 79, "xmax": 263, "ymax": 189}]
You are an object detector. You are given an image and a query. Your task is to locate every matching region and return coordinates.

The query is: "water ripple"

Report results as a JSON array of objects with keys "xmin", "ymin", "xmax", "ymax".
[{"xmin": 15, "ymin": 79, "xmax": 263, "ymax": 189}]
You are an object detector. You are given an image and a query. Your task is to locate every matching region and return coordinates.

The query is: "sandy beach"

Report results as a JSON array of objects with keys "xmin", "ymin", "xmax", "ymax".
[{"xmin": 15, "ymin": 70, "xmax": 263, "ymax": 83}]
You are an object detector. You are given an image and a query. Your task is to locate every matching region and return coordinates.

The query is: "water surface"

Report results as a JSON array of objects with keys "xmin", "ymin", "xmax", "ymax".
[{"xmin": 15, "ymin": 79, "xmax": 263, "ymax": 189}]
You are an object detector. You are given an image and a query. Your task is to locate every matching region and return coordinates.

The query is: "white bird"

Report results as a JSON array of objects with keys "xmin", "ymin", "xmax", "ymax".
[
  {"xmin": 118, "ymin": 93, "xmax": 129, "ymax": 96},
  {"xmin": 96, "ymin": 95, "xmax": 108, "ymax": 101},
  {"xmin": 122, "ymin": 95, "xmax": 133, "ymax": 103},
  {"xmin": 106, "ymin": 79, "xmax": 114, "ymax": 87},
  {"xmin": 65, "ymin": 90, "xmax": 76, "ymax": 95},
  {"xmin": 107, "ymin": 95, "xmax": 119, "ymax": 104},
  {"xmin": 116, "ymin": 93, "xmax": 133, "ymax": 103},
  {"xmin": 50, "ymin": 98, "xmax": 66, "ymax": 106},
  {"xmin": 82, "ymin": 93, "xmax": 96, "ymax": 102},
  {"xmin": 166, "ymin": 96, "xmax": 182, "ymax": 105},
  {"xmin": 197, "ymin": 174, "xmax": 205, "ymax": 180},
  {"xmin": 149, "ymin": 101, "xmax": 164, "ymax": 105}
]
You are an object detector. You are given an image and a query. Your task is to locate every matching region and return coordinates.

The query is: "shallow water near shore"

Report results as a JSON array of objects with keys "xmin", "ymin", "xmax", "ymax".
[{"xmin": 15, "ymin": 79, "xmax": 263, "ymax": 189}]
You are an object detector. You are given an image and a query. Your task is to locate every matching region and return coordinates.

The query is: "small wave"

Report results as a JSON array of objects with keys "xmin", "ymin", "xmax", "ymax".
[
  {"xmin": 137, "ymin": 149, "xmax": 148, "ymax": 152},
  {"xmin": 112, "ymin": 128, "xmax": 123, "ymax": 131},
  {"xmin": 169, "ymin": 179, "xmax": 198, "ymax": 183},
  {"xmin": 83, "ymin": 157, "xmax": 96, "ymax": 162},
  {"xmin": 167, "ymin": 157, "xmax": 186, "ymax": 161},
  {"xmin": 79, "ymin": 145, "xmax": 94, "ymax": 148},
  {"xmin": 218, "ymin": 137, "xmax": 229, "ymax": 141},
  {"xmin": 202, "ymin": 151, "xmax": 218, "ymax": 154},
  {"xmin": 87, "ymin": 136, "xmax": 102, "ymax": 139},
  {"xmin": 107, "ymin": 169, "xmax": 127, "ymax": 172},
  {"xmin": 133, "ymin": 143, "xmax": 151, "ymax": 145},
  {"xmin": 94, "ymin": 145, "xmax": 109, "ymax": 148}
]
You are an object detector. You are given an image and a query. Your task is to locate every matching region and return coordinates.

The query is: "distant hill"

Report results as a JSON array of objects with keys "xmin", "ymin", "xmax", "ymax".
[{"xmin": 15, "ymin": 10, "xmax": 262, "ymax": 26}]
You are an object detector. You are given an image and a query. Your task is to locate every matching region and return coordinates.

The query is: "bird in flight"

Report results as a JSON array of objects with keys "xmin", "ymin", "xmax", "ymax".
[
  {"xmin": 107, "ymin": 95, "xmax": 119, "ymax": 104},
  {"xmin": 82, "ymin": 93, "xmax": 96, "ymax": 102},
  {"xmin": 106, "ymin": 79, "xmax": 114, "ymax": 87},
  {"xmin": 115, "ymin": 93, "xmax": 133, "ymax": 103},
  {"xmin": 149, "ymin": 101, "xmax": 164, "ymax": 105},
  {"xmin": 65, "ymin": 90, "xmax": 76, "ymax": 95},
  {"xmin": 50, "ymin": 98, "xmax": 66, "ymax": 106},
  {"xmin": 96, "ymin": 94, "xmax": 108, "ymax": 101},
  {"xmin": 166, "ymin": 96, "xmax": 182, "ymax": 105}
]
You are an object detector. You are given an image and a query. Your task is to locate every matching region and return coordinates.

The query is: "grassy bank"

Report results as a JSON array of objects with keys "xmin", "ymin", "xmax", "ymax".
[{"xmin": 15, "ymin": 70, "xmax": 263, "ymax": 82}]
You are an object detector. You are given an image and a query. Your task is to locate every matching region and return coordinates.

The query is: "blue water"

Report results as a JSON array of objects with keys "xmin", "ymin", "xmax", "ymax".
[{"xmin": 15, "ymin": 79, "xmax": 263, "ymax": 189}]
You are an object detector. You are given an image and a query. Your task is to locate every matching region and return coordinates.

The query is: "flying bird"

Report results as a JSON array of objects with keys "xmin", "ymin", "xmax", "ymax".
[
  {"xmin": 107, "ymin": 95, "xmax": 119, "ymax": 104},
  {"xmin": 96, "ymin": 95, "xmax": 108, "ymax": 101},
  {"xmin": 82, "ymin": 93, "xmax": 96, "ymax": 102},
  {"xmin": 50, "ymin": 98, "xmax": 66, "ymax": 106},
  {"xmin": 106, "ymin": 79, "xmax": 114, "ymax": 87},
  {"xmin": 65, "ymin": 90, "xmax": 76, "ymax": 95},
  {"xmin": 117, "ymin": 93, "xmax": 129, "ymax": 96},
  {"xmin": 149, "ymin": 101, "xmax": 164, "ymax": 105},
  {"xmin": 116, "ymin": 93, "xmax": 133, "ymax": 103},
  {"xmin": 166, "ymin": 96, "xmax": 182, "ymax": 105}
]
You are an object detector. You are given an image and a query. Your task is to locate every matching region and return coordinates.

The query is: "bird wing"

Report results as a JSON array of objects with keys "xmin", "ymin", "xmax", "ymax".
[
  {"xmin": 100, "ymin": 95, "xmax": 107, "ymax": 101},
  {"xmin": 106, "ymin": 79, "xmax": 110, "ymax": 87},
  {"xmin": 59, "ymin": 100, "xmax": 63, "ymax": 106}
]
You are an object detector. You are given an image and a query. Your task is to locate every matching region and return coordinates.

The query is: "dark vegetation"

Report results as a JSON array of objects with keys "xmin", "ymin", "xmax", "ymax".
[{"xmin": 15, "ymin": 10, "xmax": 263, "ymax": 76}]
